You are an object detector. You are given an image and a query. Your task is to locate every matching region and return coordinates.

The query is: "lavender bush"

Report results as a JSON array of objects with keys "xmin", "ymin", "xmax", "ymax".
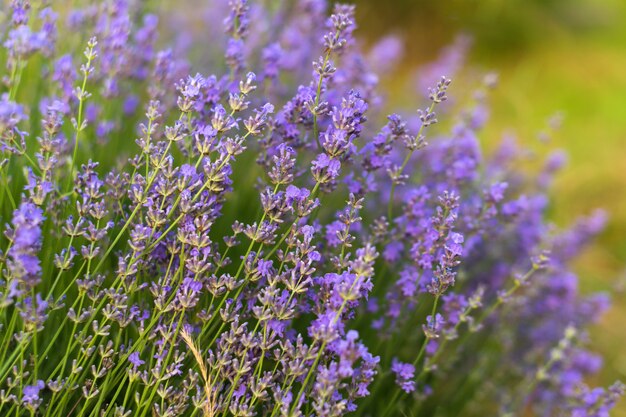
[{"xmin": 0, "ymin": 1, "xmax": 623, "ymax": 416}]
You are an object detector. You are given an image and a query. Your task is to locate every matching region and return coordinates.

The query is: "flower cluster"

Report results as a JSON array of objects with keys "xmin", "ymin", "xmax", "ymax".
[{"xmin": 0, "ymin": 0, "xmax": 622, "ymax": 416}]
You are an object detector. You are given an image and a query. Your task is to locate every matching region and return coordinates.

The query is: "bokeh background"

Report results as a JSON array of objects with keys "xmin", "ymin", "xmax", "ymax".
[{"xmin": 344, "ymin": 0, "xmax": 626, "ymax": 413}]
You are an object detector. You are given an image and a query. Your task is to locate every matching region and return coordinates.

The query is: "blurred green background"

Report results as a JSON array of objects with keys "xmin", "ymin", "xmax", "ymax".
[{"xmin": 348, "ymin": 0, "xmax": 626, "ymax": 413}]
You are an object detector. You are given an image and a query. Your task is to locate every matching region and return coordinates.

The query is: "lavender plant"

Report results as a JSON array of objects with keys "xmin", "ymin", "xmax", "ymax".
[{"xmin": 0, "ymin": 0, "xmax": 623, "ymax": 416}]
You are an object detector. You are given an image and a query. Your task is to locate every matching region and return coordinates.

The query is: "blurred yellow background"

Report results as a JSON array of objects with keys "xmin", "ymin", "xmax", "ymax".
[{"xmin": 349, "ymin": 0, "xmax": 626, "ymax": 413}]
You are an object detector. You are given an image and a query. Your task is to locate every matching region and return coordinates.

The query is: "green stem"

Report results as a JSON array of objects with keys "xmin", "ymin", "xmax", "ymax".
[
  {"xmin": 386, "ymin": 100, "xmax": 436, "ymax": 222},
  {"xmin": 66, "ymin": 44, "xmax": 95, "ymax": 193}
]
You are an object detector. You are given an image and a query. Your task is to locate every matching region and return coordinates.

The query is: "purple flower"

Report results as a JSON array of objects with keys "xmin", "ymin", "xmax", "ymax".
[
  {"xmin": 22, "ymin": 380, "xmax": 45, "ymax": 407},
  {"xmin": 6, "ymin": 202, "xmax": 44, "ymax": 292},
  {"xmin": 391, "ymin": 359, "xmax": 415, "ymax": 393},
  {"xmin": 128, "ymin": 352, "xmax": 145, "ymax": 368},
  {"xmin": 257, "ymin": 259, "xmax": 273, "ymax": 278}
]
